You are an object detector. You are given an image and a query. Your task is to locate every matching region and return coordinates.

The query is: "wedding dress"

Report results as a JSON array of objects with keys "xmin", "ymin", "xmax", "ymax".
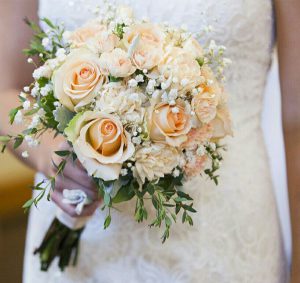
[{"xmin": 24, "ymin": 0, "xmax": 290, "ymax": 282}]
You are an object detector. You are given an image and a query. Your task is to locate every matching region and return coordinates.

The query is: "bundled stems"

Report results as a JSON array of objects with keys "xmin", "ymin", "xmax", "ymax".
[{"xmin": 34, "ymin": 218, "xmax": 84, "ymax": 271}]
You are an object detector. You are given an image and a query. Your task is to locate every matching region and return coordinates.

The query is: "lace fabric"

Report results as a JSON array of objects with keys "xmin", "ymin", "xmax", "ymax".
[{"xmin": 23, "ymin": 0, "xmax": 289, "ymax": 282}]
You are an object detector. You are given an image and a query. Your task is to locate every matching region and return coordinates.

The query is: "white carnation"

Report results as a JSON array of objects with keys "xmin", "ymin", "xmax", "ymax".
[{"xmin": 134, "ymin": 144, "xmax": 181, "ymax": 183}]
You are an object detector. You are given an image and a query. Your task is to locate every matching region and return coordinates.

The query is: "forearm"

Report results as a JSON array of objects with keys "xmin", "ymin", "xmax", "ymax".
[{"xmin": 0, "ymin": 88, "xmax": 64, "ymax": 175}]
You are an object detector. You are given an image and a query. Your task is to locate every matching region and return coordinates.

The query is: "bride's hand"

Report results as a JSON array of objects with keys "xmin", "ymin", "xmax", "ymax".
[{"xmin": 50, "ymin": 143, "xmax": 102, "ymax": 218}]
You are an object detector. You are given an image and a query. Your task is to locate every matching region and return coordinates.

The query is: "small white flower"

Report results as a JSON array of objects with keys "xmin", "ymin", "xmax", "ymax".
[
  {"xmin": 143, "ymin": 69, "xmax": 148, "ymax": 74},
  {"xmin": 56, "ymin": 48, "xmax": 67, "ymax": 62},
  {"xmin": 22, "ymin": 100, "xmax": 31, "ymax": 110},
  {"xmin": 38, "ymin": 108, "xmax": 46, "ymax": 117},
  {"xmin": 42, "ymin": 37, "xmax": 50, "ymax": 48},
  {"xmin": 132, "ymin": 136, "xmax": 142, "ymax": 144},
  {"xmin": 169, "ymin": 89, "xmax": 178, "ymax": 100},
  {"xmin": 20, "ymin": 92, "xmax": 27, "ymax": 99},
  {"xmin": 172, "ymin": 168, "xmax": 180, "ymax": 177},
  {"xmin": 192, "ymin": 88, "xmax": 198, "ymax": 95},
  {"xmin": 29, "ymin": 115, "xmax": 40, "ymax": 128},
  {"xmin": 181, "ymin": 78, "xmax": 189, "ymax": 87},
  {"xmin": 22, "ymin": 151, "xmax": 29, "ymax": 158},
  {"xmin": 137, "ymin": 127, "xmax": 142, "ymax": 133},
  {"xmin": 196, "ymin": 145, "xmax": 206, "ymax": 156},
  {"xmin": 171, "ymin": 106, "xmax": 179, "ymax": 113},
  {"xmin": 27, "ymin": 58, "xmax": 33, "ymax": 64},
  {"xmin": 23, "ymin": 86, "xmax": 30, "ymax": 92},
  {"xmin": 135, "ymin": 74, "xmax": 144, "ymax": 83},
  {"xmin": 161, "ymin": 92, "xmax": 168, "ymax": 102},
  {"xmin": 128, "ymin": 79, "xmax": 138, "ymax": 88},
  {"xmin": 209, "ymin": 142, "xmax": 216, "ymax": 151},
  {"xmin": 169, "ymin": 99, "xmax": 176, "ymax": 106},
  {"xmin": 39, "ymin": 53, "xmax": 44, "ymax": 58},
  {"xmin": 172, "ymin": 77, "xmax": 179, "ymax": 84},
  {"xmin": 54, "ymin": 101, "xmax": 61, "ymax": 107},
  {"xmin": 40, "ymin": 83, "xmax": 53, "ymax": 96},
  {"xmin": 127, "ymin": 162, "xmax": 133, "ymax": 168},
  {"xmin": 121, "ymin": 168, "xmax": 128, "ymax": 176},
  {"xmin": 14, "ymin": 111, "xmax": 23, "ymax": 124},
  {"xmin": 31, "ymin": 85, "xmax": 39, "ymax": 97}
]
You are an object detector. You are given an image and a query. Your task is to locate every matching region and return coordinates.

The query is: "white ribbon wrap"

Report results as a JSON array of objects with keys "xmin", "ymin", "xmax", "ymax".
[{"xmin": 56, "ymin": 189, "xmax": 92, "ymax": 230}]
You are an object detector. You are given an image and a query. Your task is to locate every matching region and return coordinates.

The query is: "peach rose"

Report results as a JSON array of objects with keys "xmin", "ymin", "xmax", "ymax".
[
  {"xmin": 65, "ymin": 111, "xmax": 135, "ymax": 181},
  {"xmin": 158, "ymin": 47, "xmax": 202, "ymax": 93},
  {"xmin": 148, "ymin": 101, "xmax": 192, "ymax": 147},
  {"xmin": 192, "ymin": 92, "xmax": 218, "ymax": 124},
  {"xmin": 99, "ymin": 48, "xmax": 136, "ymax": 78},
  {"xmin": 53, "ymin": 49, "xmax": 106, "ymax": 112},
  {"xmin": 69, "ymin": 22, "xmax": 119, "ymax": 53},
  {"xmin": 123, "ymin": 23, "xmax": 165, "ymax": 70},
  {"xmin": 183, "ymin": 37, "xmax": 204, "ymax": 59}
]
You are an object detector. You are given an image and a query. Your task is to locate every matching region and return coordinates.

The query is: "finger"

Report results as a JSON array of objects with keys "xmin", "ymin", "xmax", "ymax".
[
  {"xmin": 79, "ymin": 200, "xmax": 102, "ymax": 217},
  {"xmin": 55, "ymin": 175, "xmax": 99, "ymax": 200},
  {"xmin": 63, "ymin": 161, "xmax": 96, "ymax": 189},
  {"xmin": 51, "ymin": 190, "xmax": 79, "ymax": 218}
]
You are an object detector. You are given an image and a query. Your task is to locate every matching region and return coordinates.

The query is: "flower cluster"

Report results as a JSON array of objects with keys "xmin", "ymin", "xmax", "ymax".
[{"xmin": 1, "ymin": 4, "xmax": 232, "ymax": 243}]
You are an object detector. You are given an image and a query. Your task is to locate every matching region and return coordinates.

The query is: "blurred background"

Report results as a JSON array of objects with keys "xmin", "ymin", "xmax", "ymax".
[{"xmin": 0, "ymin": 151, "xmax": 34, "ymax": 282}]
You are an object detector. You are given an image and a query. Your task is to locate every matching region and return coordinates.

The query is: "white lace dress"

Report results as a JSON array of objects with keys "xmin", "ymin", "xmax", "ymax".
[{"xmin": 24, "ymin": 0, "xmax": 290, "ymax": 282}]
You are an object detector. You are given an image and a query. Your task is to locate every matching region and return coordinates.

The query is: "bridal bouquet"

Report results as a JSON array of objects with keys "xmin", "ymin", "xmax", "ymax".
[{"xmin": 0, "ymin": 4, "xmax": 232, "ymax": 271}]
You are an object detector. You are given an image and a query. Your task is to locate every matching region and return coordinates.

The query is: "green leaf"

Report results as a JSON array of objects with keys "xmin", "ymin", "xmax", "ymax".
[
  {"xmin": 104, "ymin": 193, "xmax": 111, "ymax": 206},
  {"xmin": 64, "ymin": 112, "xmax": 85, "ymax": 143},
  {"xmin": 54, "ymin": 150, "xmax": 71, "ymax": 157},
  {"xmin": 22, "ymin": 128, "xmax": 38, "ymax": 135},
  {"xmin": 41, "ymin": 18, "xmax": 56, "ymax": 29},
  {"xmin": 9, "ymin": 107, "xmax": 22, "ymax": 124},
  {"xmin": 109, "ymin": 75, "xmax": 122, "ymax": 82},
  {"xmin": 24, "ymin": 108, "xmax": 39, "ymax": 116},
  {"xmin": 182, "ymin": 204, "xmax": 197, "ymax": 213},
  {"xmin": 0, "ymin": 136, "xmax": 11, "ymax": 143},
  {"xmin": 22, "ymin": 198, "xmax": 34, "ymax": 209},
  {"xmin": 112, "ymin": 183, "xmax": 135, "ymax": 203},
  {"xmin": 53, "ymin": 106, "xmax": 75, "ymax": 132},
  {"xmin": 196, "ymin": 57, "xmax": 205, "ymax": 67},
  {"xmin": 103, "ymin": 214, "xmax": 111, "ymax": 229},
  {"xmin": 13, "ymin": 136, "xmax": 24, "ymax": 149}
]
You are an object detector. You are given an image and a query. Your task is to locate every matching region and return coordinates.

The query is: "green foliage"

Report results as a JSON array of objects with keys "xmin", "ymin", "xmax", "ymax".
[
  {"xmin": 113, "ymin": 23, "xmax": 126, "ymax": 39},
  {"xmin": 9, "ymin": 106, "xmax": 22, "ymax": 124},
  {"xmin": 53, "ymin": 106, "xmax": 75, "ymax": 132},
  {"xmin": 23, "ymin": 17, "xmax": 68, "ymax": 62},
  {"xmin": 204, "ymin": 143, "xmax": 226, "ymax": 185}
]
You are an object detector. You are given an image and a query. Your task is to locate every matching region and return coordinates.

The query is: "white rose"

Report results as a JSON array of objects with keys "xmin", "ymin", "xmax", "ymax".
[
  {"xmin": 65, "ymin": 111, "xmax": 135, "ymax": 181},
  {"xmin": 52, "ymin": 49, "xmax": 106, "ymax": 112},
  {"xmin": 99, "ymin": 48, "xmax": 136, "ymax": 78},
  {"xmin": 134, "ymin": 143, "xmax": 181, "ymax": 183}
]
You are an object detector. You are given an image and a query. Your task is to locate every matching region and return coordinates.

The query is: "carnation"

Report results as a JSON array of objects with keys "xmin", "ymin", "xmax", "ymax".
[{"xmin": 134, "ymin": 143, "xmax": 181, "ymax": 182}]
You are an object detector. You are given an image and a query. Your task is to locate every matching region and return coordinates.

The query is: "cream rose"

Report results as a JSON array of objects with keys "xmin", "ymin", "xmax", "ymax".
[
  {"xmin": 183, "ymin": 37, "xmax": 204, "ymax": 59},
  {"xmin": 99, "ymin": 48, "xmax": 136, "ymax": 78},
  {"xmin": 148, "ymin": 101, "xmax": 192, "ymax": 147},
  {"xmin": 134, "ymin": 144, "xmax": 181, "ymax": 182},
  {"xmin": 69, "ymin": 22, "xmax": 119, "ymax": 53},
  {"xmin": 158, "ymin": 47, "xmax": 202, "ymax": 93},
  {"xmin": 65, "ymin": 111, "xmax": 135, "ymax": 181},
  {"xmin": 124, "ymin": 23, "xmax": 165, "ymax": 70},
  {"xmin": 96, "ymin": 82, "xmax": 146, "ymax": 123},
  {"xmin": 53, "ymin": 49, "xmax": 106, "ymax": 112}
]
